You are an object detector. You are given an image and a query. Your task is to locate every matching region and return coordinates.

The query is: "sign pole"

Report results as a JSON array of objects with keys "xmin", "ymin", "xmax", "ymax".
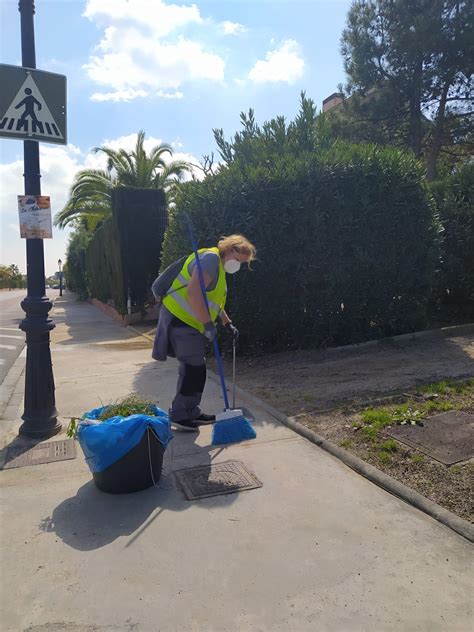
[{"xmin": 18, "ymin": 0, "xmax": 60, "ymax": 438}]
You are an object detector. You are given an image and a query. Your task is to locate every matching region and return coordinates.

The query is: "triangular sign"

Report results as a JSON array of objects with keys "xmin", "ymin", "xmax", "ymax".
[{"xmin": 0, "ymin": 73, "xmax": 64, "ymax": 140}]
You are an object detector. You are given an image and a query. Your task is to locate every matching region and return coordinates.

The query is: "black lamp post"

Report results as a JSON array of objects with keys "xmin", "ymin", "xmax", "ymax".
[
  {"xmin": 58, "ymin": 258, "xmax": 63, "ymax": 296},
  {"xmin": 18, "ymin": 0, "xmax": 60, "ymax": 438}
]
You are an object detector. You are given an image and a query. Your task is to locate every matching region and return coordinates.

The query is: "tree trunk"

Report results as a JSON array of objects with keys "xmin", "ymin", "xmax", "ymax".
[
  {"xmin": 426, "ymin": 78, "xmax": 452, "ymax": 181},
  {"xmin": 408, "ymin": 61, "xmax": 423, "ymax": 158}
]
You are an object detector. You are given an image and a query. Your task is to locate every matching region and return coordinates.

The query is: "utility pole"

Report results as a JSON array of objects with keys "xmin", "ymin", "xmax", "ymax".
[{"xmin": 18, "ymin": 0, "xmax": 60, "ymax": 438}]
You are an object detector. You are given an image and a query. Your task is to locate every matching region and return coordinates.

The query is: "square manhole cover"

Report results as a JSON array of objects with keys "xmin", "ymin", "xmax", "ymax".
[
  {"xmin": 174, "ymin": 460, "xmax": 262, "ymax": 500},
  {"xmin": 3, "ymin": 439, "xmax": 76, "ymax": 469},
  {"xmin": 387, "ymin": 410, "xmax": 474, "ymax": 465}
]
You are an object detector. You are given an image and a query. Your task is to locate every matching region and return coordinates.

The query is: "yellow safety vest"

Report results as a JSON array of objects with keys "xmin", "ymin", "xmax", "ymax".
[{"xmin": 162, "ymin": 247, "xmax": 227, "ymax": 333}]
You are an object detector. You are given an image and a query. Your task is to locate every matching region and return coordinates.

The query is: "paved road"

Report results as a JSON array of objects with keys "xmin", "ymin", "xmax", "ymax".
[
  {"xmin": 0, "ymin": 289, "xmax": 59, "ymax": 385},
  {"xmin": 0, "ymin": 290, "xmax": 27, "ymax": 385}
]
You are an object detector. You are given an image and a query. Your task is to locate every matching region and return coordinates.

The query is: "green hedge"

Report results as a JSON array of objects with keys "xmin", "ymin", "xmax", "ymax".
[
  {"xmin": 85, "ymin": 187, "xmax": 167, "ymax": 314},
  {"xmin": 86, "ymin": 216, "xmax": 125, "ymax": 310},
  {"xmin": 430, "ymin": 163, "xmax": 474, "ymax": 319},
  {"xmin": 113, "ymin": 187, "xmax": 167, "ymax": 312},
  {"xmin": 64, "ymin": 228, "xmax": 90, "ymax": 300},
  {"xmin": 161, "ymin": 144, "xmax": 439, "ymax": 352}
]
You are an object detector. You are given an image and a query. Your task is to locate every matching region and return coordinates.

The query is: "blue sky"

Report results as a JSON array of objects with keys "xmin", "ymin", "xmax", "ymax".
[{"xmin": 1, "ymin": 0, "xmax": 352, "ymax": 275}]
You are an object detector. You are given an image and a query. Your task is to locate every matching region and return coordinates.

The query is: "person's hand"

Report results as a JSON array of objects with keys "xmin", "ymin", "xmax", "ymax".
[
  {"xmin": 203, "ymin": 321, "xmax": 217, "ymax": 342},
  {"xmin": 225, "ymin": 322, "xmax": 239, "ymax": 340}
]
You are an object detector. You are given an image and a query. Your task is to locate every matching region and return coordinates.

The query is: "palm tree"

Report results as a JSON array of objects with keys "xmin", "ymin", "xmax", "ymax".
[{"xmin": 54, "ymin": 131, "xmax": 190, "ymax": 229}]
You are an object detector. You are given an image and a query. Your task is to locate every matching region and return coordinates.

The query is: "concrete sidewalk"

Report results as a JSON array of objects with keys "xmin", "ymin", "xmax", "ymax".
[{"xmin": 1, "ymin": 294, "xmax": 472, "ymax": 632}]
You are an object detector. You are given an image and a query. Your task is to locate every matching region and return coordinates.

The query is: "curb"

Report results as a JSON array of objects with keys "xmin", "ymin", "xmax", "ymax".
[{"xmin": 222, "ymin": 379, "xmax": 474, "ymax": 543}]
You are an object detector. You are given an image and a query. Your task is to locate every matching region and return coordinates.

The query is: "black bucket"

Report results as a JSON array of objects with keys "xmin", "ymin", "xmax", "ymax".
[{"xmin": 92, "ymin": 428, "xmax": 164, "ymax": 494}]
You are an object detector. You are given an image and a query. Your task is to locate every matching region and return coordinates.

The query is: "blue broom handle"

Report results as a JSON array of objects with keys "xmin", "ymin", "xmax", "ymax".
[{"xmin": 186, "ymin": 218, "xmax": 230, "ymax": 410}]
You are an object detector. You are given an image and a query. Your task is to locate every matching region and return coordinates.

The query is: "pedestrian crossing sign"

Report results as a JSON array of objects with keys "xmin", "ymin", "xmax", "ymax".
[{"xmin": 0, "ymin": 64, "xmax": 66, "ymax": 145}]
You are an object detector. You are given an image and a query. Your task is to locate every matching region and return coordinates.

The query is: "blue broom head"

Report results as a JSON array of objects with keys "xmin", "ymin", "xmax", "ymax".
[{"xmin": 211, "ymin": 412, "xmax": 257, "ymax": 446}]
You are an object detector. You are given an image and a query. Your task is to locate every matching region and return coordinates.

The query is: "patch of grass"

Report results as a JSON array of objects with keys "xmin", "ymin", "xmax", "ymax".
[
  {"xmin": 361, "ymin": 425, "xmax": 379, "ymax": 441},
  {"xmin": 360, "ymin": 407, "xmax": 392, "ymax": 442},
  {"xmin": 356, "ymin": 376, "xmax": 473, "ymax": 445},
  {"xmin": 378, "ymin": 451, "xmax": 392, "ymax": 464},
  {"xmin": 410, "ymin": 453, "xmax": 425, "ymax": 463},
  {"xmin": 415, "ymin": 378, "xmax": 474, "ymax": 396},
  {"xmin": 450, "ymin": 465, "xmax": 462, "ymax": 474},
  {"xmin": 339, "ymin": 439, "xmax": 353, "ymax": 449},
  {"xmin": 424, "ymin": 399, "xmax": 456, "ymax": 413},
  {"xmin": 381, "ymin": 439, "xmax": 398, "ymax": 452},
  {"xmin": 361, "ymin": 408, "xmax": 392, "ymax": 425}
]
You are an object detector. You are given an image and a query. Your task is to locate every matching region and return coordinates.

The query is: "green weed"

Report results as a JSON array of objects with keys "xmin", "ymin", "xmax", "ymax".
[
  {"xmin": 381, "ymin": 439, "xmax": 398, "ymax": 452},
  {"xmin": 339, "ymin": 439, "xmax": 353, "ymax": 449},
  {"xmin": 65, "ymin": 394, "xmax": 157, "ymax": 438},
  {"xmin": 378, "ymin": 451, "xmax": 392, "ymax": 464},
  {"xmin": 361, "ymin": 408, "xmax": 392, "ymax": 425},
  {"xmin": 361, "ymin": 425, "xmax": 379, "ymax": 441},
  {"xmin": 424, "ymin": 400, "xmax": 456, "ymax": 413},
  {"xmin": 415, "ymin": 379, "xmax": 474, "ymax": 396},
  {"xmin": 97, "ymin": 394, "xmax": 156, "ymax": 420},
  {"xmin": 66, "ymin": 418, "xmax": 78, "ymax": 438},
  {"xmin": 361, "ymin": 407, "xmax": 392, "ymax": 441},
  {"xmin": 392, "ymin": 402, "xmax": 423, "ymax": 425},
  {"xmin": 410, "ymin": 454, "xmax": 425, "ymax": 463}
]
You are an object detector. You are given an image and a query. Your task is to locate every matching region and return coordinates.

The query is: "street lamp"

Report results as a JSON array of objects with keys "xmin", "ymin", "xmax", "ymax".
[
  {"xmin": 17, "ymin": 0, "xmax": 60, "ymax": 438},
  {"xmin": 58, "ymin": 258, "xmax": 63, "ymax": 296}
]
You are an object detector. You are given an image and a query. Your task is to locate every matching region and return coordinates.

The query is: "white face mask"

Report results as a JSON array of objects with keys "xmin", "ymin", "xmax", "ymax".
[{"xmin": 224, "ymin": 258, "xmax": 241, "ymax": 274}]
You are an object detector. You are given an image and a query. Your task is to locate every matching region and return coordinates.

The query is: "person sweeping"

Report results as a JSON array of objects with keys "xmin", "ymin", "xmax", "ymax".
[{"xmin": 152, "ymin": 234, "xmax": 256, "ymax": 431}]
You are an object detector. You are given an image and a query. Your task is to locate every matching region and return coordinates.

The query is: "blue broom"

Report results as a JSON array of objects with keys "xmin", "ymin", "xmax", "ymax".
[{"xmin": 186, "ymin": 217, "xmax": 256, "ymax": 446}]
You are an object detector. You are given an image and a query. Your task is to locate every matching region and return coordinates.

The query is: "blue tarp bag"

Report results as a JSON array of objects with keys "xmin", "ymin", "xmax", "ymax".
[{"xmin": 77, "ymin": 404, "xmax": 172, "ymax": 474}]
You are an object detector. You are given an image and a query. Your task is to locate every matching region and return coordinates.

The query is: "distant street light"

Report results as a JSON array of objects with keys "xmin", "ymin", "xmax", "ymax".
[{"xmin": 58, "ymin": 258, "xmax": 63, "ymax": 296}]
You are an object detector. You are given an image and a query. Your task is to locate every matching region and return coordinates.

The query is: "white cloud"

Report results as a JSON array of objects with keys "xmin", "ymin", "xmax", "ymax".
[
  {"xmin": 91, "ymin": 89, "xmax": 149, "ymax": 102},
  {"xmin": 248, "ymin": 39, "xmax": 305, "ymax": 84},
  {"xmin": 0, "ymin": 135, "xmax": 202, "ymax": 274},
  {"xmin": 156, "ymin": 90, "xmax": 184, "ymax": 99},
  {"xmin": 82, "ymin": 3, "xmax": 225, "ymax": 101},
  {"xmin": 221, "ymin": 21, "xmax": 246, "ymax": 36},
  {"xmin": 0, "ymin": 146, "xmax": 80, "ymax": 274},
  {"xmin": 83, "ymin": 0, "xmax": 203, "ymax": 36}
]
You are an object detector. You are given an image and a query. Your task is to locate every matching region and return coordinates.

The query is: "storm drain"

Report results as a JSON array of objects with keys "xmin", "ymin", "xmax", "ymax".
[
  {"xmin": 174, "ymin": 460, "xmax": 262, "ymax": 500},
  {"xmin": 3, "ymin": 439, "xmax": 76, "ymax": 469},
  {"xmin": 387, "ymin": 410, "xmax": 474, "ymax": 465}
]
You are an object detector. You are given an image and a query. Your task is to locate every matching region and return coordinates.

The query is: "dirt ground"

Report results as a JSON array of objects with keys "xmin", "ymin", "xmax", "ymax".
[
  {"xmin": 227, "ymin": 333, "xmax": 474, "ymax": 414},
  {"xmin": 222, "ymin": 332, "xmax": 474, "ymax": 522}
]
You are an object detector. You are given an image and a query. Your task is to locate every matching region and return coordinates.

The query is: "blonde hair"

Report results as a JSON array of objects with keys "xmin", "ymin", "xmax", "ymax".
[{"xmin": 218, "ymin": 234, "xmax": 257, "ymax": 268}]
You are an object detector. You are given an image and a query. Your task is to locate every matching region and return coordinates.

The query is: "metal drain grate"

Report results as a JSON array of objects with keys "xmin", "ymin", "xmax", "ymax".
[
  {"xmin": 175, "ymin": 460, "xmax": 262, "ymax": 500},
  {"xmin": 3, "ymin": 439, "xmax": 76, "ymax": 469}
]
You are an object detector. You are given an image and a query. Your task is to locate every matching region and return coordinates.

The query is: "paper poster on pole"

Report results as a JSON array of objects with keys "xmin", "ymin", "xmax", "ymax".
[{"xmin": 17, "ymin": 195, "xmax": 53, "ymax": 238}]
